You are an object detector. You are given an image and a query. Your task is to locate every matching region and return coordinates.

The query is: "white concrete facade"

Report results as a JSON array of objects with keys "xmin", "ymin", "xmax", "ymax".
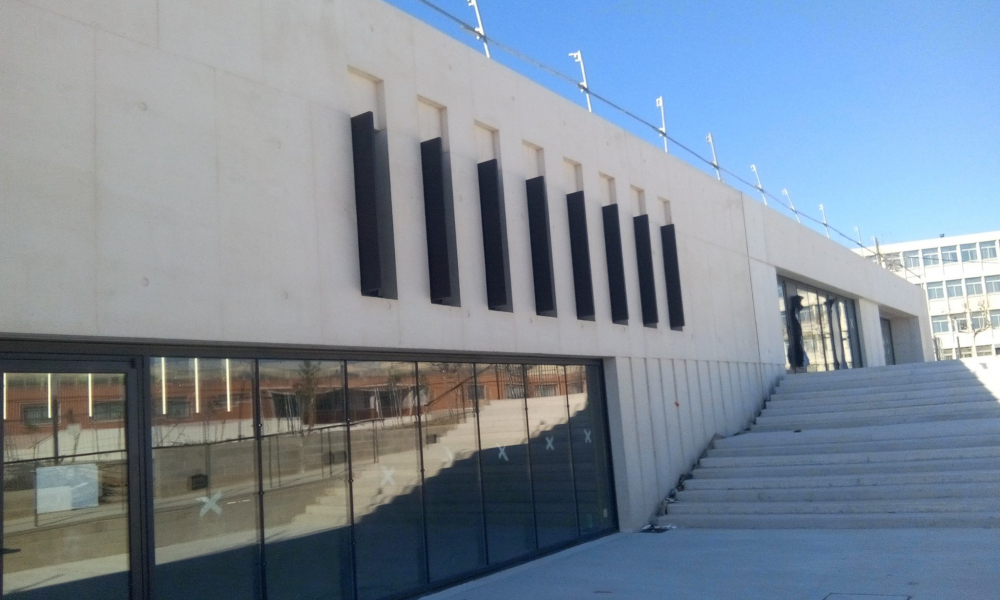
[
  {"xmin": 862, "ymin": 231, "xmax": 1000, "ymax": 360},
  {"xmin": 0, "ymin": 0, "xmax": 932, "ymax": 530}
]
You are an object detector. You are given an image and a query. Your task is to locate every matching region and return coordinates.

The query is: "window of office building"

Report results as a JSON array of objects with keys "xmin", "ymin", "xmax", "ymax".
[
  {"xmin": 971, "ymin": 312, "xmax": 987, "ymax": 330},
  {"xmin": 778, "ymin": 277, "xmax": 862, "ymax": 373},
  {"xmin": 976, "ymin": 345, "xmax": 993, "ymax": 357},
  {"xmin": 931, "ymin": 315, "xmax": 950, "ymax": 333},
  {"xmin": 940, "ymin": 348, "xmax": 955, "ymax": 360},
  {"xmin": 986, "ymin": 275, "xmax": 1000, "ymax": 294},
  {"xmin": 966, "ymin": 277, "xmax": 984, "ymax": 296},
  {"xmin": 959, "ymin": 346, "xmax": 973, "ymax": 358},
  {"xmin": 883, "ymin": 253, "xmax": 902, "ymax": 270},
  {"xmin": 953, "ymin": 314, "xmax": 969, "ymax": 331},
  {"xmin": 926, "ymin": 282, "xmax": 945, "ymax": 300},
  {"xmin": 942, "ymin": 246, "xmax": 959, "ymax": 263},
  {"xmin": 903, "ymin": 250, "xmax": 920, "ymax": 268},
  {"xmin": 960, "ymin": 243, "xmax": 979, "ymax": 262},
  {"xmin": 946, "ymin": 279, "xmax": 964, "ymax": 298},
  {"xmin": 981, "ymin": 241, "xmax": 998, "ymax": 261},
  {"xmin": 991, "ymin": 310, "xmax": 1000, "ymax": 328},
  {"xmin": 922, "ymin": 248, "xmax": 939, "ymax": 266}
]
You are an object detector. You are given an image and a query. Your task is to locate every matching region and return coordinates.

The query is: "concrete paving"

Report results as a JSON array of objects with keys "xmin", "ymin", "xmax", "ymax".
[{"xmin": 421, "ymin": 529, "xmax": 1000, "ymax": 600}]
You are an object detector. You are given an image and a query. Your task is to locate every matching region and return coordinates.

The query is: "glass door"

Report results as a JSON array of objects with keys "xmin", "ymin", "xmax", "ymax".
[{"xmin": 1, "ymin": 359, "xmax": 139, "ymax": 600}]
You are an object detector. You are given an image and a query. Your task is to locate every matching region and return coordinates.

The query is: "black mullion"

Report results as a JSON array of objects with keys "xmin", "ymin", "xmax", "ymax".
[
  {"xmin": 471, "ymin": 365, "xmax": 490, "ymax": 566},
  {"xmin": 414, "ymin": 362, "xmax": 431, "ymax": 586},
  {"xmin": 344, "ymin": 361, "xmax": 359, "ymax": 600},
  {"xmin": 561, "ymin": 366, "xmax": 581, "ymax": 536},
  {"xmin": 130, "ymin": 356, "xmax": 154, "ymax": 600},
  {"xmin": 521, "ymin": 364, "xmax": 539, "ymax": 550},
  {"xmin": 252, "ymin": 360, "xmax": 267, "ymax": 600},
  {"xmin": 1, "ymin": 369, "xmax": 5, "ymax": 595}
]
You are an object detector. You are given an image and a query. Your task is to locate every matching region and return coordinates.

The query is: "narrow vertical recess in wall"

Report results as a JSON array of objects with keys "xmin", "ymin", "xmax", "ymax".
[
  {"xmin": 476, "ymin": 123, "xmax": 513, "ymax": 311},
  {"xmin": 418, "ymin": 98, "xmax": 460, "ymax": 306},
  {"xmin": 660, "ymin": 223, "xmax": 685, "ymax": 330},
  {"xmin": 524, "ymin": 143, "xmax": 556, "ymax": 316},
  {"xmin": 603, "ymin": 203, "xmax": 630, "ymax": 325}
]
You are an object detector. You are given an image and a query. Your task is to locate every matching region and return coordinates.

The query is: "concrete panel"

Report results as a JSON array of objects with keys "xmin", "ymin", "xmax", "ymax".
[
  {"xmin": 659, "ymin": 359, "xmax": 686, "ymax": 486},
  {"xmin": 672, "ymin": 360, "xmax": 697, "ymax": 471},
  {"xmin": 628, "ymin": 358, "xmax": 659, "ymax": 522},
  {"xmin": 159, "ymin": 0, "xmax": 264, "ymax": 81},
  {"xmin": 0, "ymin": 2, "xmax": 97, "ymax": 336},
  {"xmin": 21, "ymin": 0, "xmax": 158, "ymax": 44},
  {"xmin": 643, "ymin": 359, "xmax": 673, "ymax": 501},
  {"xmin": 261, "ymin": 0, "xmax": 346, "ymax": 107}
]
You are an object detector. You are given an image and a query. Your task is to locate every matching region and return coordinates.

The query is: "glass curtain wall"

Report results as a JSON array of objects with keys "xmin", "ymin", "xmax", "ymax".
[
  {"xmin": 779, "ymin": 277, "xmax": 863, "ymax": 373},
  {"xmin": 137, "ymin": 357, "xmax": 613, "ymax": 600}
]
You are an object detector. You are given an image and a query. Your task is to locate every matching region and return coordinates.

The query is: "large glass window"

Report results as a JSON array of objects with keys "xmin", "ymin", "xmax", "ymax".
[
  {"xmin": 417, "ymin": 362, "xmax": 487, "ymax": 583},
  {"xmin": 526, "ymin": 365, "xmax": 577, "ymax": 549},
  {"xmin": 926, "ymin": 281, "xmax": 945, "ymax": 300},
  {"xmin": 981, "ymin": 241, "xmax": 998, "ymax": 261},
  {"xmin": 991, "ymin": 310, "xmax": 1000, "ymax": 328},
  {"xmin": 960, "ymin": 243, "xmax": 979, "ymax": 262},
  {"xmin": 566, "ymin": 365, "xmax": 614, "ymax": 534},
  {"xmin": 946, "ymin": 279, "xmax": 964, "ymax": 298},
  {"xmin": 779, "ymin": 277, "xmax": 862, "ymax": 372},
  {"xmin": 903, "ymin": 250, "xmax": 920, "ymax": 269},
  {"xmin": 151, "ymin": 357, "xmax": 259, "ymax": 600},
  {"xmin": 259, "ymin": 360, "xmax": 353, "ymax": 600},
  {"xmin": 347, "ymin": 361, "xmax": 425, "ymax": 600},
  {"xmin": 922, "ymin": 248, "xmax": 939, "ymax": 266},
  {"xmin": 941, "ymin": 246, "xmax": 959, "ymax": 263},
  {"xmin": 953, "ymin": 314, "xmax": 969, "ymax": 331},
  {"xmin": 2, "ymin": 371, "xmax": 129, "ymax": 599},
  {"xmin": 970, "ymin": 312, "xmax": 987, "ymax": 330},
  {"xmin": 477, "ymin": 364, "xmax": 536, "ymax": 564},
  {"xmin": 985, "ymin": 275, "xmax": 1000, "ymax": 294},
  {"xmin": 931, "ymin": 315, "xmax": 950, "ymax": 333}
]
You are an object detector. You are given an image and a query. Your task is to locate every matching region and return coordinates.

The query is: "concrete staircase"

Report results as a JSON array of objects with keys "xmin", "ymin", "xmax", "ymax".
[{"xmin": 658, "ymin": 358, "xmax": 1000, "ymax": 528}]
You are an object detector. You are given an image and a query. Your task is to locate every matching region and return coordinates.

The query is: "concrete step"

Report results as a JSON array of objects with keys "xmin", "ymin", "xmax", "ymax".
[
  {"xmin": 757, "ymin": 400, "xmax": 1000, "ymax": 424},
  {"xmin": 656, "ymin": 512, "xmax": 1000, "ymax": 529},
  {"xmin": 765, "ymin": 388, "xmax": 1000, "ymax": 411},
  {"xmin": 699, "ymin": 444, "xmax": 1000, "ymax": 468},
  {"xmin": 775, "ymin": 360, "xmax": 990, "ymax": 388},
  {"xmin": 774, "ymin": 377, "xmax": 998, "ymax": 400},
  {"xmin": 751, "ymin": 409, "xmax": 1000, "ymax": 432},
  {"xmin": 715, "ymin": 418, "xmax": 1000, "ymax": 449},
  {"xmin": 666, "ymin": 498, "xmax": 1000, "ymax": 515},
  {"xmin": 675, "ymin": 482, "xmax": 1000, "ymax": 503},
  {"xmin": 682, "ymin": 469, "xmax": 1000, "ymax": 491},
  {"xmin": 708, "ymin": 433, "xmax": 1000, "ymax": 458},
  {"xmin": 691, "ymin": 456, "xmax": 1000, "ymax": 479}
]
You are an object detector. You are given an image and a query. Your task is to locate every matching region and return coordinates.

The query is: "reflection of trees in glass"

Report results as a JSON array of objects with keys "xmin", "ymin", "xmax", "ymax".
[{"xmin": 294, "ymin": 360, "xmax": 321, "ymax": 434}]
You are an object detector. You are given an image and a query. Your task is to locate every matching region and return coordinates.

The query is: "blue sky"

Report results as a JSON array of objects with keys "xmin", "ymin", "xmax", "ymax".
[{"xmin": 384, "ymin": 0, "xmax": 999, "ymax": 247}]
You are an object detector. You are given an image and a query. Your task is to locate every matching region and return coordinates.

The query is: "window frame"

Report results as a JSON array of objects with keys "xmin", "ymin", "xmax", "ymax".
[
  {"xmin": 926, "ymin": 281, "xmax": 945, "ymax": 300},
  {"xmin": 921, "ymin": 248, "xmax": 940, "ymax": 266},
  {"xmin": 946, "ymin": 279, "xmax": 964, "ymax": 298},
  {"xmin": 941, "ymin": 245, "xmax": 959, "ymax": 264},
  {"xmin": 960, "ymin": 243, "xmax": 979, "ymax": 262},
  {"xmin": 966, "ymin": 277, "xmax": 984, "ymax": 296}
]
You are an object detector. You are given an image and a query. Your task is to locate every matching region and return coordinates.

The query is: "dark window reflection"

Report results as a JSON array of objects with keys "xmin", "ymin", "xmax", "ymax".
[
  {"xmin": 526, "ymin": 365, "xmax": 577, "ymax": 548},
  {"xmin": 150, "ymin": 357, "xmax": 259, "ymax": 600},
  {"xmin": 567, "ymin": 365, "xmax": 614, "ymax": 533},
  {"xmin": 418, "ymin": 362, "xmax": 487, "ymax": 582},
  {"xmin": 259, "ymin": 360, "xmax": 352, "ymax": 600},
  {"xmin": 347, "ymin": 361, "xmax": 426, "ymax": 600},
  {"xmin": 779, "ymin": 277, "xmax": 863, "ymax": 373},
  {"xmin": 476, "ymin": 364, "xmax": 536, "ymax": 564}
]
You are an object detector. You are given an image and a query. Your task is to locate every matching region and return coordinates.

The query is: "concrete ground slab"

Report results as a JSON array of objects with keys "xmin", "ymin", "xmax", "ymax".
[{"xmin": 422, "ymin": 529, "xmax": 999, "ymax": 600}]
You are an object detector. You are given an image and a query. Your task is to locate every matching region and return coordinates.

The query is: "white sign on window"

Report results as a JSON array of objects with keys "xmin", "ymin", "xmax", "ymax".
[{"xmin": 36, "ymin": 464, "xmax": 99, "ymax": 514}]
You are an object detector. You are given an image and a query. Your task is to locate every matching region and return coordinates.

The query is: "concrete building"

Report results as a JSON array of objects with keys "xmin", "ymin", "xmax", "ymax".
[
  {"xmin": 0, "ymin": 1, "xmax": 931, "ymax": 599},
  {"xmin": 863, "ymin": 231, "xmax": 1000, "ymax": 359}
]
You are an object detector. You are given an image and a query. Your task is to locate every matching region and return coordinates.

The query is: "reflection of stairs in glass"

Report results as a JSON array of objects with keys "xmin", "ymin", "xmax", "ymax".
[{"xmin": 660, "ymin": 358, "xmax": 1000, "ymax": 528}]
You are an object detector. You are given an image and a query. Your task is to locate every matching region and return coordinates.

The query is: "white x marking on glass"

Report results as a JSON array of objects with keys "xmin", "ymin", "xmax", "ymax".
[
  {"xmin": 497, "ymin": 446, "xmax": 508, "ymax": 462},
  {"xmin": 198, "ymin": 491, "xmax": 223, "ymax": 517},
  {"xmin": 584, "ymin": 429, "xmax": 593, "ymax": 443},
  {"xmin": 545, "ymin": 436, "xmax": 555, "ymax": 451},
  {"xmin": 380, "ymin": 466, "xmax": 396, "ymax": 486}
]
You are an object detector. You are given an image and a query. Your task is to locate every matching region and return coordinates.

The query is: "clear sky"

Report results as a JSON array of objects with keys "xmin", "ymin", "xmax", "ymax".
[{"xmin": 384, "ymin": 0, "xmax": 999, "ymax": 248}]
